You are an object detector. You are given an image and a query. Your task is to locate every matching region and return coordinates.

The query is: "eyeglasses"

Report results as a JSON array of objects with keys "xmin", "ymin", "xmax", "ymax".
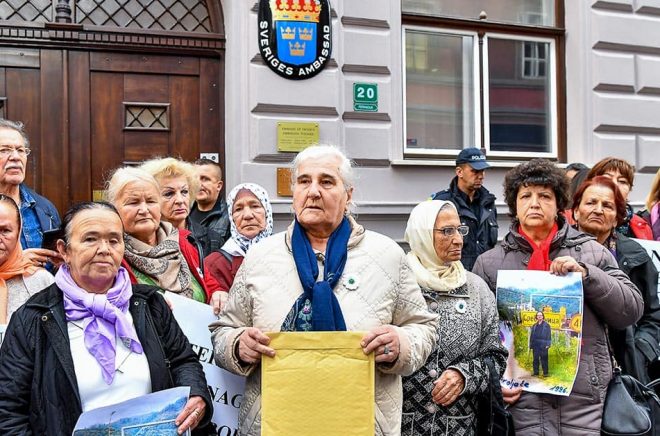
[
  {"xmin": 0, "ymin": 146, "xmax": 30, "ymax": 157},
  {"xmin": 433, "ymin": 225, "xmax": 469, "ymax": 237}
]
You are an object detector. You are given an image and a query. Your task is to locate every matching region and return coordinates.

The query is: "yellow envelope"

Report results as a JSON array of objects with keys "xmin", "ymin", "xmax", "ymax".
[{"xmin": 262, "ymin": 331, "xmax": 375, "ymax": 436}]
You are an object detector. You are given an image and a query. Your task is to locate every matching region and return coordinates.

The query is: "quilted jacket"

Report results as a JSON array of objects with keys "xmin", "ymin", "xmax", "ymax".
[{"xmin": 211, "ymin": 217, "xmax": 438, "ymax": 436}]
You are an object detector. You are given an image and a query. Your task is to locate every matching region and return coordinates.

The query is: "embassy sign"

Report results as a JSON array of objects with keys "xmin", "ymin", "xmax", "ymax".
[{"xmin": 258, "ymin": 0, "xmax": 332, "ymax": 80}]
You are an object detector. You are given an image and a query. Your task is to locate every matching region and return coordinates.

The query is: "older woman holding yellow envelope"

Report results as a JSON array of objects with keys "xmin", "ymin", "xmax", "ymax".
[{"xmin": 211, "ymin": 145, "xmax": 437, "ymax": 435}]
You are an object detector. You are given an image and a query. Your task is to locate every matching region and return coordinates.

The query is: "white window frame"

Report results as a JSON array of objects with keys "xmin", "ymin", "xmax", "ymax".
[
  {"xmin": 402, "ymin": 25, "xmax": 481, "ymax": 157},
  {"xmin": 482, "ymin": 33, "xmax": 557, "ymax": 158},
  {"xmin": 521, "ymin": 41, "xmax": 547, "ymax": 79}
]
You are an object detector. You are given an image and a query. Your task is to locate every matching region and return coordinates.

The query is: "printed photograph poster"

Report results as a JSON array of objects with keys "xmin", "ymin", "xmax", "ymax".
[
  {"xmin": 496, "ymin": 270, "xmax": 584, "ymax": 396},
  {"xmin": 165, "ymin": 291, "xmax": 246, "ymax": 434},
  {"xmin": 73, "ymin": 386, "xmax": 191, "ymax": 435}
]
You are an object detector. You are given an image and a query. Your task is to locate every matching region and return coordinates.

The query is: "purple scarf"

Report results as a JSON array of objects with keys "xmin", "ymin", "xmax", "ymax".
[{"xmin": 56, "ymin": 265, "xmax": 143, "ymax": 384}]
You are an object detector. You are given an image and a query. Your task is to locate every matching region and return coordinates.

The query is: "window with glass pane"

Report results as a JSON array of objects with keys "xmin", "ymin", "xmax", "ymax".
[
  {"xmin": 405, "ymin": 30, "xmax": 476, "ymax": 152},
  {"xmin": 402, "ymin": 0, "xmax": 555, "ymax": 26},
  {"xmin": 487, "ymin": 37, "xmax": 552, "ymax": 153}
]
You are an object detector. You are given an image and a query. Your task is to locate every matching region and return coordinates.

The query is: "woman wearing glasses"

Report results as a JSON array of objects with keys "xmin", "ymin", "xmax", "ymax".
[
  {"xmin": 401, "ymin": 200, "xmax": 507, "ymax": 436},
  {"xmin": 473, "ymin": 159, "xmax": 641, "ymax": 435}
]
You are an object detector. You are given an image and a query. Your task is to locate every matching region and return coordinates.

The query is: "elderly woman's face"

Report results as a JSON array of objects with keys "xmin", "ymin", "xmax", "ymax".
[
  {"xmin": 433, "ymin": 207, "xmax": 463, "ymax": 264},
  {"xmin": 115, "ymin": 180, "xmax": 161, "ymax": 244},
  {"xmin": 516, "ymin": 185, "xmax": 557, "ymax": 234},
  {"xmin": 159, "ymin": 175, "xmax": 190, "ymax": 228},
  {"xmin": 293, "ymin": 156, "xmax": 353, "ymax": 237},
  {"xmin": 232, "ymin": 190, "xmax": 266, "ymax": 240},
  {"xmin": 602, "ymin": 169, "xmax": 631, "ymax": 200},
  {"xmin": 59, "ymin": 209, "xmax": 124, "ymax": 294},
  {"xmin": 0, "ymin": 202, "xmax": 19, "ymax": 265},
  {"xmin": 574, "ymin": 184, "xmax": 617, "ymax": 242}
]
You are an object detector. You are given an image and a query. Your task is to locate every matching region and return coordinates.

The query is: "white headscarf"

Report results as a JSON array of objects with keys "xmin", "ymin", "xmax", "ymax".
[
  {"xmin": 404, "ymin": 200, "xmax": 467, "ymax": 293},
  {"xmin": 221, "ymin": 183, "xmax": 274, "ymax": 257}
]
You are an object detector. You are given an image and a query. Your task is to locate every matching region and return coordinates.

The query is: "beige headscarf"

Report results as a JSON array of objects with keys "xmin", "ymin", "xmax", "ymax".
[{"xmin": 404, "ymin": 200, "xmax": 467, "ymax": 293}]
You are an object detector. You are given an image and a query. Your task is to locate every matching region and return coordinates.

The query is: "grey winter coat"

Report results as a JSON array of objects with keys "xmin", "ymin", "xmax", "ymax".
[{"xmin": 472, "ymin": 220, "xmax": 643, "ymax": 436}]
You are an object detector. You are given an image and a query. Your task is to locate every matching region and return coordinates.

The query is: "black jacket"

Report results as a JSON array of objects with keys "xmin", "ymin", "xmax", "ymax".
[
  {"xmin": 431, "ymin": 177, "xmax": 498, "ymax": 270},
  {"xmin": 0, "ymin": 283, "xmax": 214, "ymax": 435},
  {"xmin": 529, "ymin": 321, "xmax": 552, "ymax": 350},
  {"xmin": 190, "ymin": 198, "xmax": 230, "ymax": 248},
  {"xmin": 610, "ymin": 234, "xmax": 660, "ymax": 383},
  {"xmin": 188, "ymin": 218, "xmax": 225, "ymax": 259}
]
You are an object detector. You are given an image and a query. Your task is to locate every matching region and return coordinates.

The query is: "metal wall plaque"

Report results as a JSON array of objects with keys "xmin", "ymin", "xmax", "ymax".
[
  {"xmin": 277, "ymin": 122, "xmax": 319, "ymax": 152},
  {"xmin": 277, "ymin": 167, "xmax": 293, "ymax": 197}
]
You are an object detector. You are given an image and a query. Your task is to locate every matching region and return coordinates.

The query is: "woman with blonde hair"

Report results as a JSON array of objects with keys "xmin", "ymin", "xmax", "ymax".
[
  {"xmin": 141, "ymin": 157, "xmax": 225, "ymax": 257},
  {"xmin": 105, "ymin": 166, "xmax": 219, "ymax": 304}
]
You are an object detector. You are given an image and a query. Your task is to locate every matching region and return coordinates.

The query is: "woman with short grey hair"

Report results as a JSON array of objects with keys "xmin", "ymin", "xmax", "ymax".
[{"xmin": 212, "ymin": 144, "xmax": 437, "ymax": 435}]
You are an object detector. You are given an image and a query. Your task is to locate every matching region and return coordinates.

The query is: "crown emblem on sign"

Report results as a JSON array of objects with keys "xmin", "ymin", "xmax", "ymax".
[
  {"xmin": 270, "ymin": 0, "xmax": 322, "ymax": 23},
  {"xmin": 280, "ymin": 26, "xmax": 296, "ymax": 40},
  {"xmin": 289, "ymin": 41, "xmax": 306, "ymax": 56},
  {"xmin": 299, "ymin": 27, "xmax": 314, "ymax": 41}
]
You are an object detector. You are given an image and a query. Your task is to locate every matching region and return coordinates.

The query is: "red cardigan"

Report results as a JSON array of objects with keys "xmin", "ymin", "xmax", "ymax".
[
  {"xmin": 122, "ymin": 228, "xmax": 221, "ymax": 303},
  {"xmin": 206, "ymin": 251, "xmax": 244, "ymax": 293}
]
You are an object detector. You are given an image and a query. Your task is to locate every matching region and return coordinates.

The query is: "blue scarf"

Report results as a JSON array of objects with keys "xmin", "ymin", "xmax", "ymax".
[{"xmin": 286, "ymin": 217, "xmax": 350, "ymax": 331}]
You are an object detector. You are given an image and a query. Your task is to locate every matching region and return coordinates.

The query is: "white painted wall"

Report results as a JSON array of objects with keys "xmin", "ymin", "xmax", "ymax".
[{"xmin": 223, "ymin": 0, "xmax": 660, "ymax": 241}]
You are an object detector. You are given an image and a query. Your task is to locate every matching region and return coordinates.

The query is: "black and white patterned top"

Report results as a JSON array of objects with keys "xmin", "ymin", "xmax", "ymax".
[{"xmin": 402, "ymin": 272, "xmax": 507, "ymax": 436}]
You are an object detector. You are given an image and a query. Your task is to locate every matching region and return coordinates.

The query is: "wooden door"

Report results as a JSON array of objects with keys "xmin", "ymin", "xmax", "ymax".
[
  {"xmin": 0, "ymin": 48, "xmax": 68, "ymax": 208},
  {"xmin": 0, "ymin": 48, "xmax": 223, "ymax": 212},
  {"xmin": 69, "ymin": 51, "xmax": 223, "ymax": 203}
]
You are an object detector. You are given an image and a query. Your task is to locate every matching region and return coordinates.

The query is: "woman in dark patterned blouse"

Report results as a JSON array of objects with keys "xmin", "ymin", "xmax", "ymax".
[{"xmin": 402, "ymin": 200, "xmax": 507, "ymax": 436}]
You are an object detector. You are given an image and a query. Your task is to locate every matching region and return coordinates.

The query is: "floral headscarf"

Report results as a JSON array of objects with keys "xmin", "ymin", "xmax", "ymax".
[{"xmin": 221, "ymin": 183, "xmax": 273, "ymax": 257}]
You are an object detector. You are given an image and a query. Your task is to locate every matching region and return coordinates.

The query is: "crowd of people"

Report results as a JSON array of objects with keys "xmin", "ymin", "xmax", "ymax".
[{"xmin": 0, "ymin": 116, "xmax": 657, "ymax": 436}]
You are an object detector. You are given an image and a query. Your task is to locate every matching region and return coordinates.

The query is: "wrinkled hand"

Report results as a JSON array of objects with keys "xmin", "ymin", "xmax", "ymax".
[
  {"xmin": 502, "ymin": 386, "xmax": 523, "ymax": 405},
  {"xmin": 361, "ymin": 325, "xmax": 401, "ymax": 364},
  {"xmin": 550, "ymin": 256, "xmax": 586, "ymax": 278},
  {"xmin": 23, "ymin": 248, "xmax": 62, "ymax": 268},
  {"xmin": 175, "ymin": 395, "xmax": 206, "ymax": 434},
  {"xmin": 210, "ymin": 291, "xmax": 229, "ymax": 315},
  {"xmin": 432, "ymin": 369, "xmax": 465, "ymax": 407},
  {"xmin": 238, "ymin": 327, "xmax": 275, "ymax": 364}
]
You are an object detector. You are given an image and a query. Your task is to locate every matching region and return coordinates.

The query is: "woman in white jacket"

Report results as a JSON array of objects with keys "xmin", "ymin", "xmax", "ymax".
[{"xmin": 211, "ymin": 145, "xmax": 437, "ymax": 435}]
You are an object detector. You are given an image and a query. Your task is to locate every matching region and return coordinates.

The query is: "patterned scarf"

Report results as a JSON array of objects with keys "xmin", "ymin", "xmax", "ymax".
[
  {"xmin": 57, "ymin": 265, "xmax": 143, "ymax": 385},
  {"xmin": 284, "ymin": 217, "xmax": 350, "ymax": 332},
  {"xmin": 123, "ymin": 222, "xmax": 194, "ymax": 298},
  {"xmin": 404, "ymin": 200, "xmax": 467, "ymax": 293},
  {"xmin": 519, "ymin": 222, "xmax": 559, "ymax": 271},
  {"xmin": 221, "ymin": 183, "xmax": 274, "ymax": 257}
]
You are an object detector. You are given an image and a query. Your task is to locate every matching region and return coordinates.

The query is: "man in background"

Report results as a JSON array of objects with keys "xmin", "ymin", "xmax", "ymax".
[
  {"xmin": 431, "ymin": 147, "xmax": 498, "ymax": 271},
  {"xmin": 190, "ymin": 158, "xmax": 230, "ymax": 247},
  {"xmin": 0, "ymin": 119, "xmax": 61, "ymax": 267}
]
